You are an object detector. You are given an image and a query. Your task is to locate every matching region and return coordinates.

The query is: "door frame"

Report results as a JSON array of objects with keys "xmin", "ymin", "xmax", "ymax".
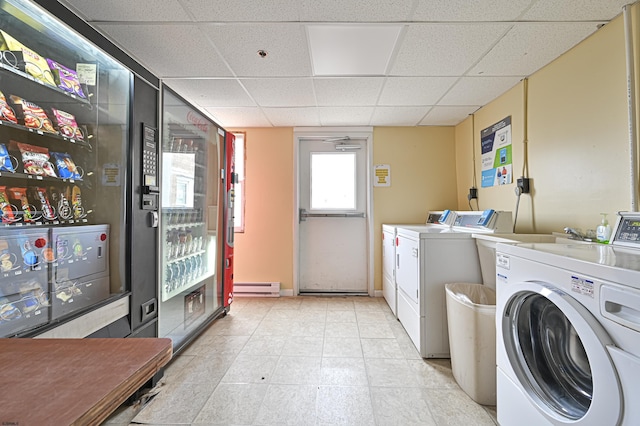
[{"xmin": 293, "ymin": 127, "xmax": 374, "ymax": 296}]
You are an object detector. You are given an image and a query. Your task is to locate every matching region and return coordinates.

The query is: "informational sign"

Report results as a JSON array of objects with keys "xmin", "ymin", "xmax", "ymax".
[
  {"xmin": 481, "ymin": 116, "xmax": 512, "ymax": 187},
  {"xmin": 76, "ymin": 63, "xmax": 97, "ymax": 86},
  {"xmin": 102, "ymin": 163, "xmax": 121, "ymax": 186},
  {"xmin": 374, "ymin": 164, "xmax": 391, "ymax": 187}
]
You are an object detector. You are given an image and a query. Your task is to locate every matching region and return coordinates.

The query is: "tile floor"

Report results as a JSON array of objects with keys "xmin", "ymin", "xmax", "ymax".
[{"xmin": 106, "ymin": 296, "xmax": 498, "ymax": 425}]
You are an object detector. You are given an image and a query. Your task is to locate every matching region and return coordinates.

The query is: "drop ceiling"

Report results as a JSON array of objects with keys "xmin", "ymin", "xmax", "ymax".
[{"xmin": 57, "ymin": 0, "xmax": 633, "ymax": 128}]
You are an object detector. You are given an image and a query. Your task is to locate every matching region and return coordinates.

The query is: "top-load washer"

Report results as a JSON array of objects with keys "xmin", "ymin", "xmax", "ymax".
[
  {"xmin": 382, "ymin": 211, "xmax": 451, "ymax": 317},
  {"xmin": 395, "ymin": 209, "xmax": 512, "ymax": 358},
  {"xmin": 495, "ymin": 211, "xmax": 640, "ymax": 425}
]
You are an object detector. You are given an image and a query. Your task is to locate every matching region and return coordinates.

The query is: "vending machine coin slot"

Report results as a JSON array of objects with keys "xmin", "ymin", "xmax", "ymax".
[{"xmin": 141, "ymin": 124, "xmax": 159, "ymax": 211}]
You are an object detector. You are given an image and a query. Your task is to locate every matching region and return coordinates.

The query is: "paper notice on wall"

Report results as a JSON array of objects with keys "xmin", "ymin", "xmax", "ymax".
[
  {"xmin": 102, "ymin": 163, "xmax": 121, "ymax": 186},
  {"xmin": 480, "ymin": 116, "xmax": 513, "ymax": 187},
  {"xmin": 374, "ymin": 164, "xmax": 391, "ymax": 187}
]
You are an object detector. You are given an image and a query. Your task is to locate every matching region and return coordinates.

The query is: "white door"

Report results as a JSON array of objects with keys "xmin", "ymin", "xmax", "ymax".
[{"xmin": 298, "ymin": 137, "xmax": 368, "ymax": 293}]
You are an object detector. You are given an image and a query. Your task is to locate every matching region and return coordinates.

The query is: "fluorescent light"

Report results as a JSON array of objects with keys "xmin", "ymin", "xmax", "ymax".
[{"xmin": 307, "ymin": 25, "xmax": 403, "ymax": 76}]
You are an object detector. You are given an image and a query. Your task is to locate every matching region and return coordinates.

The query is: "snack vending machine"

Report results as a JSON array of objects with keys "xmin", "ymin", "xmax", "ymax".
[
  {"xmin": 0, "ymin": 0, "xmax": 160, "ymax": 338},
  {"xmin": 158, "ymin": 87, "xmax": 234, "ymax": 352}
]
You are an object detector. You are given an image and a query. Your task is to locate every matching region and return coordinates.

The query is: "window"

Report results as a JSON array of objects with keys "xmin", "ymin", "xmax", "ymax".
[
  {"xmin": 310, "ymin": 152, "xmax": 356, "ymax": 210},
  {"xmin": 233, "ymin": 133, "xmax": 245, "ymax": 232}
]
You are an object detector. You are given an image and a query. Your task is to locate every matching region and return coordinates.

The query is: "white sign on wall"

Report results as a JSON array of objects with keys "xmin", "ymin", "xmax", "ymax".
[{"xmin": 374, "ymin": 164, "xmax": 391, "ymax": 187}]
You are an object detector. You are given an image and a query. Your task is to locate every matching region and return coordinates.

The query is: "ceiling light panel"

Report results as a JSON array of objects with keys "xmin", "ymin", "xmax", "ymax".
[{"xmin": 307, "ymin": 25, "xmax": 404, "ymax": 76}]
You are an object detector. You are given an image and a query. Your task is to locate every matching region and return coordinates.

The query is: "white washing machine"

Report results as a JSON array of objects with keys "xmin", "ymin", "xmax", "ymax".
[
  {"xmin": 496, "ymin": 212, "xmax": 640, "ymax": 425},
  {"xmin": 382, "ymin": 211, "xmax": 450, "ymax": 317},
  {"xmin": 395, "ymin": 209, "xmax": 512, "ymax": 358}
]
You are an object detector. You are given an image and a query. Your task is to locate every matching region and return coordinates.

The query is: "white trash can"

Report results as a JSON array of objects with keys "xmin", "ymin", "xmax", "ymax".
[{"xmin": 445, "ymin": 282, "xmax": 496, "ymax": 405}]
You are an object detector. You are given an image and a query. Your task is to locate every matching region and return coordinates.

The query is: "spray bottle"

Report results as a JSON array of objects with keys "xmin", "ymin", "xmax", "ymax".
[{"xmin": 596, "ymin": 213, "xmax": 611, "ymax": 244}]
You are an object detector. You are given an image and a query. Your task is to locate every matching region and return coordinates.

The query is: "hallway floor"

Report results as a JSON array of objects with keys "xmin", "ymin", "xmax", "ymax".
[{"xmin": 106, "ymin": 296, "xmax": 497, "ymax": 425}]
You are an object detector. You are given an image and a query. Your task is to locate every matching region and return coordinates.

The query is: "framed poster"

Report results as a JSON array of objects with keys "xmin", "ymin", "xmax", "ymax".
[{"xmin": 480, "ymin": 116, "xmax": 512, "ymax": 187}]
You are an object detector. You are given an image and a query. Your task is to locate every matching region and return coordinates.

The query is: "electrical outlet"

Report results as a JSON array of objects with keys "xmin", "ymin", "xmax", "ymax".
[
  {"xmin": 517, "ymin": 177, "xmax": 530, "ymax": 194},
  {"xmin": 468, "ymin": 187, "xmax": 478, "ymax": 200}
]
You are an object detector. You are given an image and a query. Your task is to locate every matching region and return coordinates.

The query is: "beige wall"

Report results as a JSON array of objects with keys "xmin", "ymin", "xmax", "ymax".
[
  {"xmin": 230, "ymin": 127, "xmax": 295, "ymax": 289},
  {"xmin": 372, "ymin": 126, "xmax": 458, "ymax": 291},
  {"xmin": 455, "ymin": 7, "xmax": 640, "ymax": 234}
]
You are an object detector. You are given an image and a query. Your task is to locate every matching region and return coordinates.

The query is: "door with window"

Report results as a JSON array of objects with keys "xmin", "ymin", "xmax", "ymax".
[{"xmin": 298, "ymin": 137, "xmax": 368, "ymax": 293}]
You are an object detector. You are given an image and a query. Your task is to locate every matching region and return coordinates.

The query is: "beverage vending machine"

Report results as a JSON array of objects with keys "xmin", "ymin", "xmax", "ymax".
[
  {"xmin": 158, "ymin": 87, "xmax": 235, "ymax": 352},
  {"xmin": 0, "ymin": 0, "xmax": 156, "ymax": 340}
]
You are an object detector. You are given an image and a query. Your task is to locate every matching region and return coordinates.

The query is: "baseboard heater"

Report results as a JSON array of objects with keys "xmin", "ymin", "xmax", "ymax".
[{"xmin": 234, "ymin": 282, "xmax": 280, "ymax": 297}]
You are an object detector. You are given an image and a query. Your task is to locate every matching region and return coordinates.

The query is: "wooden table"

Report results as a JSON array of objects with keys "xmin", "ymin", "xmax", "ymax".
[{"xmin": 0, "ymin": 338, "xmax": 172, "ymax": 426}]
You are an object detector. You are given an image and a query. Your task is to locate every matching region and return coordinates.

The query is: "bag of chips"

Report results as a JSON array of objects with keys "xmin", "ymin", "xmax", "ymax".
[
  {"xmin": 17, "ymin": 143, "xmax": 57, "ymax": 177},
  {"xmin": 0, "ymin": 30, "xmax": 56, "ymax": 87},
  {"xmin": 46, "ymin": 59, "xmax": 86, "ymax": 99},
  {"xmin": 51, "ymin": 108, "xmax": 83, "ymax": 140},
  {"xmin": 0, "ymin": 90, "xmax": 17, "ymax": 124},
  {"xmin": 0, "ymin": 143, "xmax": 16, "ymax": 173},
  {"xmin": 9, "ymin": 96, "xmax": 57, "ymax": 134},
  {"xmin": 50, "ymin": 152, "xmax": 82, "ymax": 180}
]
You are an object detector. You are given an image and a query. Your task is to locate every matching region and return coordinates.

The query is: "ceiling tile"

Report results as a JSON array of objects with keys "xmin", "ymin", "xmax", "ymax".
[
  {"xmin": 469, "ymin": 22, "xmax": 600, "ymax": 77},
  {"xmin": 411, "ymin": 0, "xmax": 532, "ymax": 21},
  {"xmin": 307, "ymin": 25, "xmax": 403, "ymax": 76},
  {"xmin": 314, "ymin": 78, "xmax": 385, "ymax": 106},
  {"xmin": 263, "ymin": 108, "xmax": 321, "ymax": 127},
  {"xmin": 181, "ymin": 0, "xmax": 301, "ymax": 22},
  {"xmin": 378, "ymin": 77, "xmax": 458, "ymax": 105},
  {"xmin": 204, "ymin": 107, "xmax": 272, "ymax": 127},
  {"xmin": 439, "ymin": 76, "xmax": 522, "ymax": 106},
  {"xmin": 419, "ymin": 106, "xmax": 478, "ymax": 125},
  {"xmin": 202, "ymin": 24, "xmax": 312, "ymax": 77},
  {"xmin": 60, "ymin": 0, "xmax": 190, "ymax": 21},
  {"xmin": 163, "ymin": 79, "xmax": 255, "ymax": 107},
  {"xmin": 299, "ymin": 0, "xmax": 415, "ymax": 22},
  {"xmin": 521, "ymin": 0, "xmax": 629, "ymax": 21},
  {"xmin": 96, "ymin": 24, "xmax": 233, "ymax": 77},
  {"xmin": 241, "ymin": 79, "xmax": 316, "ymax": 107},
  {"xmin": 318, "ymin": 107, "xmax": 375, "ymax": 126},
  {"xmin": 390, "ymin": 23, "xmax": 511, "ymax": 76},
  {"xmin": 370, "ymin": 106, "xmax": 431, "ymax": 126}
]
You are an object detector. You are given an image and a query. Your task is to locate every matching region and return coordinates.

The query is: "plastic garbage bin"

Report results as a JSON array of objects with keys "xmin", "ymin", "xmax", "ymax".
[{"xmin": 445, "ymin": 282, "xmax": 496, "ymax": 405}]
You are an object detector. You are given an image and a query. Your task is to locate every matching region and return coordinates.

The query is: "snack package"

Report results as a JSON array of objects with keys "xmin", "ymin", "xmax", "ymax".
[
  {"xmin": 29, "ymin": 187, "xmax": 56, "ymax": 221},
  {"xmin": 50, "ymin": 109, "xmax": 83, "ymax": 140},
  {"xmin": 0, "ymin": 90, "xmax": 17, "ymax": 124},
  {"xmin": 45, "ymin": 59, "xmax": 86, "ymax": 99},
  {"xmin": 71, "ymin": 185, "xmax": 85, "ymax": 219},
  {"xmin": 7, "ymin": 187, "xmax": 39, "ymax": 223},
  {"xmin": 0, "ymin": 30, "xmax": 56, "ymax": 87},
  {"xmin": 50, "ymin": 152, "xmax": 82, "ymax": 180},
  {"xmin": 0, "ymin": 186, "xmax": 17, "ymax": 223},
  {"xmin": 0, "ymin": 143, "xmax": 16, "ymax": 173},
  {"xmin": 17, "ymin": 143, "xmax": 57, "ymax": 177},
  {"xmin": 50, "ymin": 186, "xmax": 73, "ymax": 220},
  {"xmin": 9, "ymin": 96, "xmax": 57, "ymax": 134}
]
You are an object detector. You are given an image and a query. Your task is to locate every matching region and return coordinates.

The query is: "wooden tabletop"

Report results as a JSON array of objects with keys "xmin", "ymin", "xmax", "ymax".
[{"xmin": 0, "ymin": 337, "xmax": 172, "ymax": 426}]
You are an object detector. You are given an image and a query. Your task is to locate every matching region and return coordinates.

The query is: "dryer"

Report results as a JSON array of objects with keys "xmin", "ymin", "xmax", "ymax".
[
  {"xmin": 395, "ymin": 209, "xmax": 512, "ymax": 358},
  {"xmin": 495, "ymin": 211, "xmax": 640, "ymax": 425}
]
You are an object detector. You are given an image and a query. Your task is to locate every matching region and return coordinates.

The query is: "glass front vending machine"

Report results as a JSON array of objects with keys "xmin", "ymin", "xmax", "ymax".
[
  {"xmin": 159, "ymin": 87, "xmax": 234, "ymax": 352},
  {"xmin": 0, "ymin": 0, "xmax": 163, "ymax": 338}
]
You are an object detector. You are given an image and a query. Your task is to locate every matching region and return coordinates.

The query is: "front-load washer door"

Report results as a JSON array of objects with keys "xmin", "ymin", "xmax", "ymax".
[{"xmin": 500, "ymin": 281, "xmax": 621, "ymax": 425}]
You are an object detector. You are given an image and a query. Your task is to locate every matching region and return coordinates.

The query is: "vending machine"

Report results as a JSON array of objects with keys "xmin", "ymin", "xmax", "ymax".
[
  {"xmin": 158, "ymin": 87, "xmax": 235, "ymax": 352},
  {"xmin": 0, "ymin": 0, "xmax": 161, "ymax": 339}
]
